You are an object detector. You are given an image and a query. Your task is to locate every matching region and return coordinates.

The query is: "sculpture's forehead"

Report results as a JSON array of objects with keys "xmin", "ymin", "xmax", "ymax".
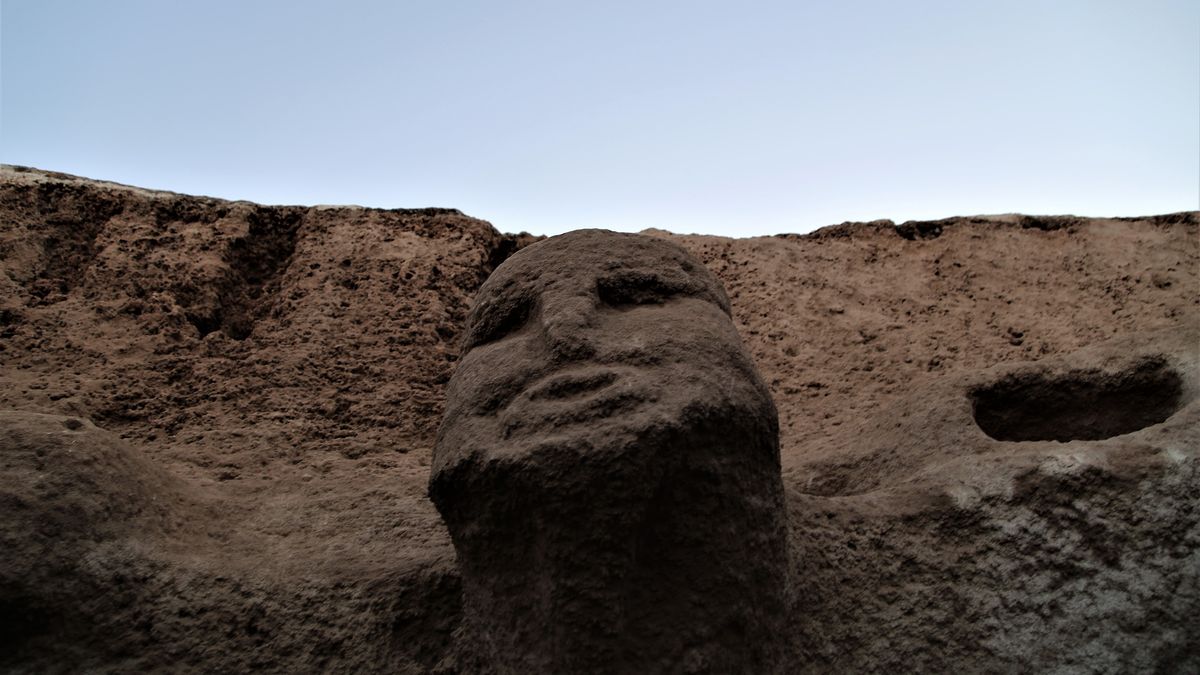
[{"xmin": 479, "ymin": 230, "xmax": 716, "ymax": 297}]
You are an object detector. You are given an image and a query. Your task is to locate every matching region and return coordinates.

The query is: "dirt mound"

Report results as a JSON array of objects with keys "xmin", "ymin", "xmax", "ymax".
[{"xmin": 1, "ymin": 164, "xmax": 1196, "ymax": 672}]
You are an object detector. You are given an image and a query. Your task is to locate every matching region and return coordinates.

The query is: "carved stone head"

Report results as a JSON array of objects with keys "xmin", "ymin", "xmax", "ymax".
[
  {"xmin": 434, "ymin": 229, "xmax": 774, "ymax": 471},
  {"xmin": 430, "ymin": 230, "xmax": 788, "ymax": 672}
]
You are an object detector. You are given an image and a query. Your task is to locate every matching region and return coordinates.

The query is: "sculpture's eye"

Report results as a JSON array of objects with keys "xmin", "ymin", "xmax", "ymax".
[
  {"xmin": 597, "ymin": 272, "xmax": 690, "ymax": 307},
  {"xmin": 466, "ymin": 296, "xmax": 533, "ymax": 350}
]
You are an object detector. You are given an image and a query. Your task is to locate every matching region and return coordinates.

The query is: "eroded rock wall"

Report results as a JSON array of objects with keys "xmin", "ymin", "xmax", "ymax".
[{"xmin": 1, "ymin": 165, "xmax": 1196, "ymax": 672}]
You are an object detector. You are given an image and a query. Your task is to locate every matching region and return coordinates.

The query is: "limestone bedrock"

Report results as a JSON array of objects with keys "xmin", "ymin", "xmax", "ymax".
[{"xmin": 430, "ymin": 229, "xmax": 789, "ymax": 674}]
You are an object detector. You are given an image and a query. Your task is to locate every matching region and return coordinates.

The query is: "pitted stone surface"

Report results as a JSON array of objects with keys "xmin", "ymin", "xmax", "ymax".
[{"xmin": 2, "ymin": 167, "xmax": 1197, "ymax": 673}]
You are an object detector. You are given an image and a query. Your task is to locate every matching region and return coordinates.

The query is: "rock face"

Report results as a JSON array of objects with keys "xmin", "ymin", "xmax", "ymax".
[
  {"xmin": 0, "ymin": 165, "xmax": 1197, "ymax": 673},
  {"xmin": 783, "ymin": 327, "xmax": 1199, "ymax": 671},
  {"xmin": 431, "ymin": 231, "xmax": 789, "ymax": 673},
  {"xmin": 0, "ymin": 166, "xmax": 491, "ymax": 672},
  {"xmin": 0, "ymin": 411, "xmax": 194, "ymax": 664}
]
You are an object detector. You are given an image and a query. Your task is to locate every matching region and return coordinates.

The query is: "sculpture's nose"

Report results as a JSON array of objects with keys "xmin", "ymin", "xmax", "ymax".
[{"xmin": 539, "ymin": 293, "xmax": 598, "ymax": 361}]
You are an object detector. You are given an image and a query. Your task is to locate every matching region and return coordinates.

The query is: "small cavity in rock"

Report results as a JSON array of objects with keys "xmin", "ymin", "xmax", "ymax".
[{"xmin": 971, "ymin": 358, "xmax": 1183, "ymax": 442}]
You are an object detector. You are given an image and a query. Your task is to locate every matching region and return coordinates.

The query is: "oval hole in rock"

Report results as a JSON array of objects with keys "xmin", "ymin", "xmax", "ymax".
[{"xmin": 971, "ymin": 358, "xmax": 1184, "ymax": 442}]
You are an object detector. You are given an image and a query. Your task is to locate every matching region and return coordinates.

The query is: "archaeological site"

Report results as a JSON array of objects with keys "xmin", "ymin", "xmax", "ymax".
[{"xmin": 1, "ymin": 165, "xmax": 1196, "ymax": 672}]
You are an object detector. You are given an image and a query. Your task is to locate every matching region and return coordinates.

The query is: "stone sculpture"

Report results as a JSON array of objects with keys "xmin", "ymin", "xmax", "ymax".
[{"xmin": 430, "ymin": 230, "xmax": 789, "ymax": 673}]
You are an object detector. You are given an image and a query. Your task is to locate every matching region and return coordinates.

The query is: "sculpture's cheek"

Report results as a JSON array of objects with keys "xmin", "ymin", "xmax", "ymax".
[{"xmin": 451, "ymin": 334, "xmax": 550, "ymax": 413}]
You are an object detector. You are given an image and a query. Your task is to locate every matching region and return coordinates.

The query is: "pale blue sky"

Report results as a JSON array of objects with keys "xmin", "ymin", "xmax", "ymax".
[{"xmin": 2, "ymin": 1, "xmax": 1197, "ymax": 235}]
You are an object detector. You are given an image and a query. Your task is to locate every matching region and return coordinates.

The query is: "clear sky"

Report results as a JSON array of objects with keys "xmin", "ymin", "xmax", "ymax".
[{"xmin": 2, "ymin": 1, "xmax": 1197, "ymax": 236}]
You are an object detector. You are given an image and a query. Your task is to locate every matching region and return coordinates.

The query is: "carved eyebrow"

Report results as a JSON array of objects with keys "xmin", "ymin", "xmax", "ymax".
[
  {"xmin": 595, "ymin": 270, "xmax": 706, "ymax": 306},
  {"xmin": 463, "ymin": 292, "xmax": 534, "ymax": 351}
]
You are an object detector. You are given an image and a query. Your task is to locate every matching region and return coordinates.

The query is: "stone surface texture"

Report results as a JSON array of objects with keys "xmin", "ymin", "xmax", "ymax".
[
  {"xmin": 431, "ymin": 231, "xmax": 789, "ymax": 673},
  {"xmin": 1, "ymin": 165, "xmax": 1196, "ymax": 673}
]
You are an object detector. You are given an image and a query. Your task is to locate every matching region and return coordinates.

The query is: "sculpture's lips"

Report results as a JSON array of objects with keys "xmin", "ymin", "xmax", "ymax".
[
  {"xmin": 499, "ymin": 366, "xmax": 652, "ymax": 439},
  {"xmin": 525, "ymin": 367, "xmax": 620, "ymax": 402}
]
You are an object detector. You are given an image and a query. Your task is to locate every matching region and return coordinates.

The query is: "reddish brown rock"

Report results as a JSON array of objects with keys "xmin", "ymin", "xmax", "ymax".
[
  {"xmin": 0, "ymin": 165, "xmax": 1196, "ymax": 672},
  {"xmin": 0, "ymin": 411, "xmax": 193, "ymax": 663}
]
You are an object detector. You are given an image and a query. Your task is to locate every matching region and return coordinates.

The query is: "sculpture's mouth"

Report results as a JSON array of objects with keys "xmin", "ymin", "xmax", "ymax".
[
  {"xmin": 525, "ymin": 368, "xmax": 620, "ymax": 402},
  {"xmin": 500, "ymin": 366, "xmax": 653, "ymax": 439}
]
